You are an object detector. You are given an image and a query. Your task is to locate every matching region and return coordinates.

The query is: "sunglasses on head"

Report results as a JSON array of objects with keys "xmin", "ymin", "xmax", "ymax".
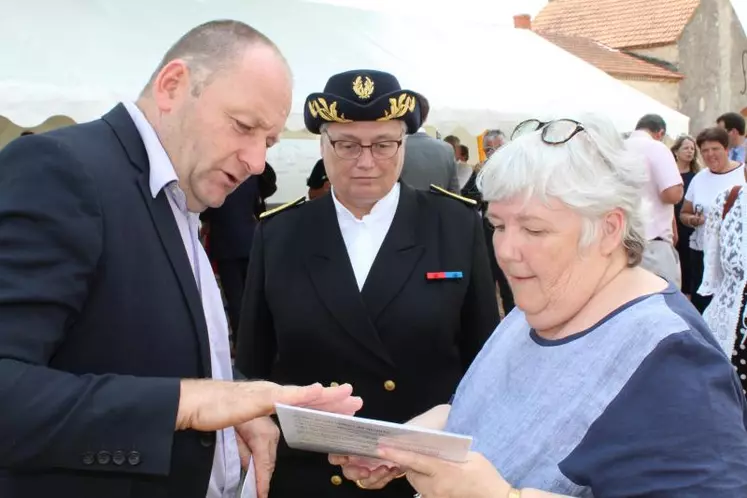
[
  {"xmin": 511, "ymin": 118, "xmax": 617, "ymax": 170},
  {"xmin": 511, "ymin": 119, "xmax": 586, "ymax": 144}
]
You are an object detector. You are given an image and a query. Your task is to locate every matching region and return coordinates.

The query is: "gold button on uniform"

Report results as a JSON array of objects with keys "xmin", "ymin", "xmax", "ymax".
[
  {"xmin": 330, "ymin": 382, "xmax": 339, "ymax": 387},
  {"xmin": 384, "ymin": 380, "xmax": 396, "ymax": 391},
  {"xmin": 331, "ymin": 475, "xmax": 343, "ymax": 486}
]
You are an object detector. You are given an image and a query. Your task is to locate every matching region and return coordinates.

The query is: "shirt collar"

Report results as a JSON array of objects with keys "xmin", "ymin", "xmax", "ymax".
[
  {"xmin": 630, "ymin": 130, "xmax": 654, "ymax": 140},
  {"xmin": 122, "ymin": 101, "xmax": 179, "ymax": 199},
  {"xmin": 332, "ymin": 182, "xmax": 401, "ymax": 223}
]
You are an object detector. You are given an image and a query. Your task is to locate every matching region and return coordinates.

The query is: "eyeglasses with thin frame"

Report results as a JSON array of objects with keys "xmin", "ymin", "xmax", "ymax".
[{"xmin": 324, "ymin": 133, "xmax": 404, "ymax": 160}]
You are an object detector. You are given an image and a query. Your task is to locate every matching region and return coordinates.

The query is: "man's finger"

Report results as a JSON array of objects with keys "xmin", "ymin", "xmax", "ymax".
[
  {"xmin": 268, "ymin": 432, "xmax": 278, "ymax": 473},
  {"xmin": 377, "ymin": 448, "xmax": 437, "ymax": 476},
  {"xmin": 275, "ymin": 383, "xmax": 325, "ymax": 408},
  {"xmin": 252, "ymin": 444, "xmax": 275, "ymax": 498},
  {"xmin": 306, "ymin": 397, "xmax": 363, "ymax": 415},
  {"xmin": 301, "ymin": 384, "xmax": 355, "ymax": 407},
  {"xmin": 358, "ymin": 465, "xmax": 401, "ymax": 489},
  {"xmin": 340, "ymin": 464, "xmax": 371, "ymax": 481},
  {"xmin": 329, "ymin": 454, "xmax": 349, "ymax": 466},
  {"xmin": 235, "ymin": 433, "xmax": 252, "ymax": 470}
]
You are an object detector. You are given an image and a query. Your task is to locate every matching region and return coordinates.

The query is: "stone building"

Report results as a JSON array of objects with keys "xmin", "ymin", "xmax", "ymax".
[{"xmin": 530, "ymin": 0, "xmax": 747, "ymax": 132}]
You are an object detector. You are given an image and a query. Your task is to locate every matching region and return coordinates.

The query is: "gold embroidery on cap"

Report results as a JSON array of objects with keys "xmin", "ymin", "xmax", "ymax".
[
  {"xmin": 352, "ymin": 76, "xmax": 375, "ymax": 100},
  {"xmin": 308, "ymin": 98, "xmax": 352, "ymax": 124},
  {"xmin": 377, "ymin": 94, "xmax": 416, "ymax": 122}
]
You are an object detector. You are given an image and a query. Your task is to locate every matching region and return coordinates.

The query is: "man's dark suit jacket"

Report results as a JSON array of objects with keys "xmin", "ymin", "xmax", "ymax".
[
  {"xmin": 235, "ymin": 184, "xmax": 499, "ymax": 498},
  {"xmin": 0, "ymin": 104, "xmax": 216, "ymax": 498},
  {"xmin": 400, "ymin": 132, "xmax": 460, "ymax": 192}
]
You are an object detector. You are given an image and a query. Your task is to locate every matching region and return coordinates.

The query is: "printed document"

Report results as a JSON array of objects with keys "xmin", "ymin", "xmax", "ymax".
[{"xmin": 275, "ymin": 404, "xmax": 472, "ymax": 462}]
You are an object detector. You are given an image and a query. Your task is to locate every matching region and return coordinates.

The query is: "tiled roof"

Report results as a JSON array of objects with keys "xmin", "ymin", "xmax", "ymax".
[
  {"xmin": 538, "ymin": 31, "xmax": 684, "ymax": 81},
  {"xmin": 533, "ymin": 0, "xmax": 702, "ymax": 49}
]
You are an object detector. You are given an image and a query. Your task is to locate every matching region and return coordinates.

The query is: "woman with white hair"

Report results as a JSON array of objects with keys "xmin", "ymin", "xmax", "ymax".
[{"xmin": 331, "ymin": 115, "xmax": 747, "ymax": 497}]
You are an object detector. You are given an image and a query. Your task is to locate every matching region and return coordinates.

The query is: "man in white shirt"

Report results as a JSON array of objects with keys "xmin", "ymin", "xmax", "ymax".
[
  {"xmin": 626, "ymin": 114, "xmax": 684, "ymax": 287},
  {"xmin": 236, "ymin": 69, "xmax": 499, "ymax": 498}
]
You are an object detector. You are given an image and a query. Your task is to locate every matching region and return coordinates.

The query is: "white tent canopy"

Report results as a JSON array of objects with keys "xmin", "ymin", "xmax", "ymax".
[{"xmin": 1, "ymin": 0, "xmax": 689, "ymax": 136}]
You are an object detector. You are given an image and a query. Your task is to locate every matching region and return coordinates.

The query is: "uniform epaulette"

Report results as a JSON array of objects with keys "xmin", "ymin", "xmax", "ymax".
[
  {"xmin": 429, "ymin": 184, "xmax": 478, "ymax": 206},
  {"xmin": 259, "ymin": 196, "xmax": 306, "ymax": 220}
]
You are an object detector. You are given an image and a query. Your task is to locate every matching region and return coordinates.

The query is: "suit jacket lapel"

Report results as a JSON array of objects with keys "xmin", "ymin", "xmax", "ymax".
[
  {"xmin": 361, "ymin": 184, "xmax": 425, "ymax": 321},
  {"xmin": 303, "ymin": 195, "xmax": 394, "ymax": 367},
  {"xmin": 104, "ymin": 104, "xmax": 213, "ymax": 377}
]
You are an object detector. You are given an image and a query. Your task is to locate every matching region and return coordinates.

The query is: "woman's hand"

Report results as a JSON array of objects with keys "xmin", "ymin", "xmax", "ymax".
[
  {"xmin": 690, "ymin": 213, "xmax": 705, "ymax": 227},
  {"xmin": 328, "ymin": 454, "xmax": 405, "ymax": 490},
  {"xmin": 378, "ymin": 448, "xmax": 511, "ymax": 498},
  {"xmin": 327, "ymin": 404, "xmax": 452, "ymax": 490}
]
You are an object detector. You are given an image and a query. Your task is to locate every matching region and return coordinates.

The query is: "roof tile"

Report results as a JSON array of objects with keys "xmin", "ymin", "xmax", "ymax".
[
  {"xmin": 533, "ymin": 0, "xmax": 702, "ymax": 48},
  {"xmin": 537, "ymin": 31, "xmax": 684, "ymax": 80}
]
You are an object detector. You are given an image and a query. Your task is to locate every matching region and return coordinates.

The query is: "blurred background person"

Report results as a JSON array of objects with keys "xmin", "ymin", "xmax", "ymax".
[
  {"xmin": 401, "ymin": 97, "xmax": 459, "ymax": 193},
  {"xmin": 681, "ymin": 127, "xmax": 746, "ymax": 313},
  {"xmin": 456, "ymin": 144, "xmax": 473, "ymax": 190},
  {"xmin": 256, "ymin": 162, "xmax": 278, "ymax": 215},
  {"xmin": 201, "ymin": 162, "xmax": 277, "ymax": 338},
  {"xmin": 443, "ymin": 135, "xmax": 460, "ymax": 158},
  {"xmin": 671, "ymin": 135, "xmax": 702, "ymax": 298},
  {"xmin": 461, "ymin": 129, "xmax": 505, "ymax": 202},
  {"xmin": 462, "ymin": 128, "xmax": 513, "ymax": 316},
  {"xmin": 307, "ymin": 158, "xmax": 330, "ymax": 200},
  {"xmin": 717, "ymin": 112, "xmax": 746, "ymax": 163},
  {"xmin": 625, "ymin": 114, "xmax": 683, "ymax": 287}
]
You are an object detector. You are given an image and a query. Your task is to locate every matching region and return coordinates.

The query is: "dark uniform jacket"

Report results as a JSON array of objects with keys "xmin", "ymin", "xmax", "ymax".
[{"xmin": 235, "ymin": 183, "xmax": 499, "ymax": 498}]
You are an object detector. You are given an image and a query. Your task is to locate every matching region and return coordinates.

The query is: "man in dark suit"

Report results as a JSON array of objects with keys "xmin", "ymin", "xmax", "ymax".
[
  {"xmin": 400, "ymin": 100, "xmax": 459, "ymax": 193},
  {"xmin": 235, "ymin": 69, "xmax": 499, "ymax": 498},
  {"xmin": 0, "ymin": 20, "xmax": 360, "ymax": 498}
]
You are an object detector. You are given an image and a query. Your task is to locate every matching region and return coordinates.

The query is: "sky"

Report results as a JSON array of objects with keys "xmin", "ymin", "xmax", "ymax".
[
  {"xmin": 734, "ymin": 1, "xmax": 747, "ymax": 31},
  {"xmin": 308, "ymin": 0, "xmax": 546, "ymax": 25},
  {"xmin": 311, "ymin": 0, "xmax": 746, "ymax": 32}
]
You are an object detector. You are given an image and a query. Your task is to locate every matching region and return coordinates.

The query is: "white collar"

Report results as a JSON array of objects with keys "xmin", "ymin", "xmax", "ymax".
[
  {"xmin": 332, "ymin": 182, "xmax": 401, "ymax": 222},
  {"xmin": 122, "ymin": 101, "xmax": 179, "ymax": 198},
  {"xmin": 631, "ymin": 130, "xmax": 655, "ymax": 141}
]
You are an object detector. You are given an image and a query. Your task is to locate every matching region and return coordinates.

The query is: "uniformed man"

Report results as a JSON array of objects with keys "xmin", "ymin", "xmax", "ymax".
[{"xmin": 235, "ymin": 69, "xmax": 499, "ymax": 498}]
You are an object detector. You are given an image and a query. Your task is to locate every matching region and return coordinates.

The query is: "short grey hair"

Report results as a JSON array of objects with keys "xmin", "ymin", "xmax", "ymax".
[
  {"xmin": 478, "ymin": 114, "xmax": 648, "ymax": 266},
  {"xmin": 483, "ymin": 129, "xmax": 505, "ymax": 142},
  {"xmin": 141, "ymin": 20, "xmax": 286, "ymax": 97}
]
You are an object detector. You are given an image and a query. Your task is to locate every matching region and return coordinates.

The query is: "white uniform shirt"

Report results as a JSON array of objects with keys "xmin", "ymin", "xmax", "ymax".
[{"xmin": 332, "ymin": 183, "xmax": 400, "ymax": 290}]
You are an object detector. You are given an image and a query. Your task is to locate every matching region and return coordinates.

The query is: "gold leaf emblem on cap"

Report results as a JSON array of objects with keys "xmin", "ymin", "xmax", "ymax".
[
  {"xmin": 308, "ymin": 98, "xmax": 352, "ymax": 124},
  {"xmin": 352, "ymin": 76, "xmax": 375, "ymax": 100},
  {"xmin": 377, "ymin": 93, "xmax": 416, "ymax": 122}
]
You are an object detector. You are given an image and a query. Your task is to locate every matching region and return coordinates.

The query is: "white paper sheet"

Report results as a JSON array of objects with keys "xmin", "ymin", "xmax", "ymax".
[{"xmin": 275, "ymin": 404, "xmax": 473, "ymax": 463}]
